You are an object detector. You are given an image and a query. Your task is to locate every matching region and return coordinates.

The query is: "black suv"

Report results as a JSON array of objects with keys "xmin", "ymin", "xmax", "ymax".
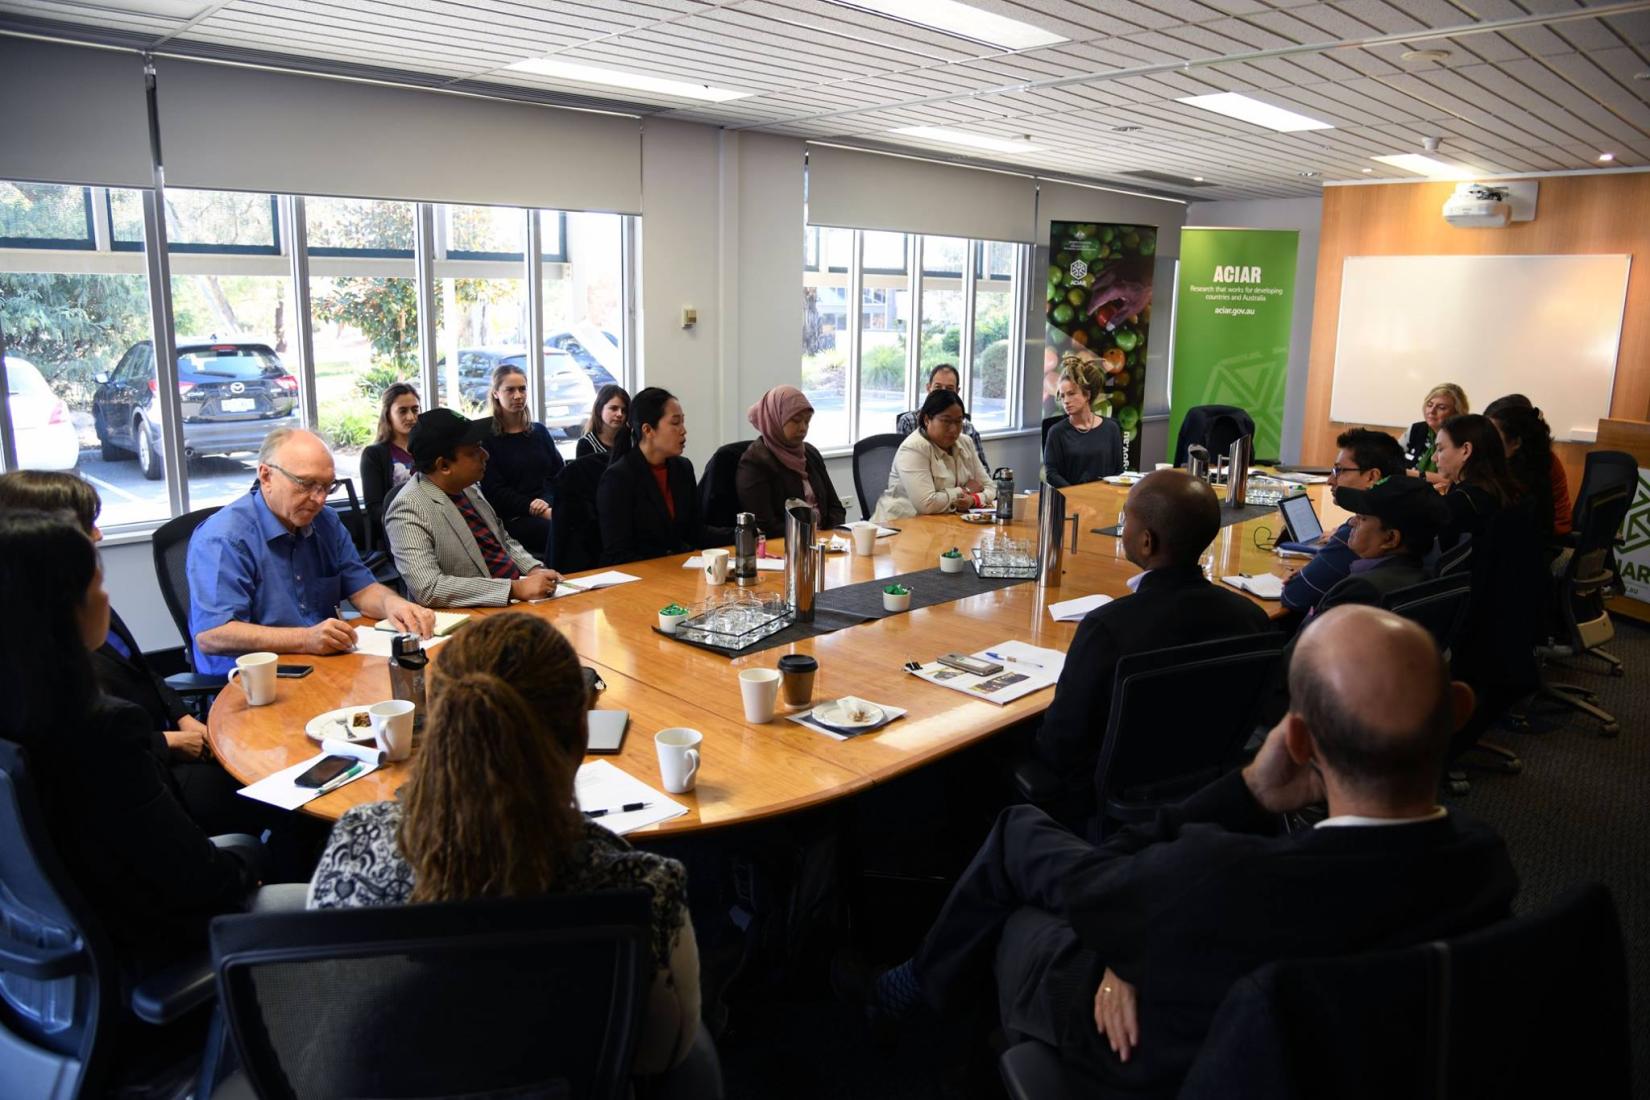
[{"xmin": 92, "ymin": 339, "xmax": 300, "ymax": 479}]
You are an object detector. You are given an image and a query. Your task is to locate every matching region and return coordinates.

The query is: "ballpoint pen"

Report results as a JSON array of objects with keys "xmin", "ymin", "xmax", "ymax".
[
  {"xmin": 986, "ymin": 651, "xmax": 1044, "ymax": 670},
  {"xmin": 584, "ymin": 802, "xmax": 651, "ymax": 818},
  {"xmin": 315, "ymin": 763, "xmax": 364, "ymax": 795}
]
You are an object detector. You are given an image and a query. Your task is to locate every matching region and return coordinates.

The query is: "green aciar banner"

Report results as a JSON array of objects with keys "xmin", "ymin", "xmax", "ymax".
[{"xmin": 1169, "ymin": 228, "xmax": 1299, "ymax": 462}]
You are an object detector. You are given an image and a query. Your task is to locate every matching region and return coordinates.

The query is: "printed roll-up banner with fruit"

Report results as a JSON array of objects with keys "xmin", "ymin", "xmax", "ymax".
[
  {"xmin": 1168, "ymin": 228, "xmax": 1299, "ymax": 463},
  {"xmin": 1043, "ymin": 221, "xmax": 1156, "ymax": 468}
]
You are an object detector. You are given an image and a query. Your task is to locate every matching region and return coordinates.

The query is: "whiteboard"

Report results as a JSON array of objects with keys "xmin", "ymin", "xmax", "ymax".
[{"xmin": 1331, "ymin": 254, "xmax": 1630, "ymax": 442}]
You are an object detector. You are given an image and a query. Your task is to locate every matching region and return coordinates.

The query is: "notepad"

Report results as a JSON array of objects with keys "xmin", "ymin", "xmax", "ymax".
[
  {"xmin": 352, "ymin": 627, "xmax": 451, "ymax": 658},
  {"xmin": 374, "ymin": 611, "xmax": 470, "ymax": 636},
  {"xmin": 1222, "ymin": 574, "xmax": 1285, "ymax": 600},
  {"xmin": 573, "ymin": 761, "xmax": 687, "ymax": 836},
  {"xmin": 1047, "ymin": 593, "xmax": 1113, "ymax": 622},
  {"xmin": 237, "ymin": 750, "xmax": 380, "ymax": 811}
]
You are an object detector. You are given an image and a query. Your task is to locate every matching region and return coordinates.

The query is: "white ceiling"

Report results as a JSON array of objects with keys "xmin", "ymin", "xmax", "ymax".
[{"xmin": 3, "ymin": 0, "xmax": 1649, "ymax": 199}]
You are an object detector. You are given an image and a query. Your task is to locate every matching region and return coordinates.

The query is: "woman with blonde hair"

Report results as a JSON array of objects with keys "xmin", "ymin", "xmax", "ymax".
[
  {"xmin": 1404, "ymin": 383, "xmax": 1468, "ymax": 484},
  {"xmin": 309, "ymin": 612, "xmax": 700, "ymax": 1074},
  {"xmin": 1042, "ymin": 355, "xmax": 1124, "ymax": 487}
]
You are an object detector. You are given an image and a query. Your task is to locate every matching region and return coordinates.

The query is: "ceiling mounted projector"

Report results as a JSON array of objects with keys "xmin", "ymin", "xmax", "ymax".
[{"xmin": 1442, "ymin": 181, "xmax": 1538, "ymax": 228}]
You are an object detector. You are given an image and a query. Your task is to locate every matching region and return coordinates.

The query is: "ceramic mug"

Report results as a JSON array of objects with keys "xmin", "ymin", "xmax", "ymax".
[
  {"xmin": 226, "ymin": 652, "xmax": 278, "ymax": 707},
  {"xmin": 655, "ymin": 727, "xmax": 702, "ymax": 794}
]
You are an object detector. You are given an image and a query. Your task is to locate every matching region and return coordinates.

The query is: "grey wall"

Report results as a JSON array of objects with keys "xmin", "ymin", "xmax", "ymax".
[{"xmin": 1182, "ymin": 197, "xmax": 1323, "ymax": 464}]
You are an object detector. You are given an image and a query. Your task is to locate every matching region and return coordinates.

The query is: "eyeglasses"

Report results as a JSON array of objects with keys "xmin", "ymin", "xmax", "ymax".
[
  {"xmin": 266, "ymin": 463, "xmax": 342, "ymax": 499},
  {"xmin": 1327, "ymin": 464, "xmax": 1366, "ymax": 480},
  {"xmin": 929, "ymin": 415, "xmax": 966, "ymax": 429}
]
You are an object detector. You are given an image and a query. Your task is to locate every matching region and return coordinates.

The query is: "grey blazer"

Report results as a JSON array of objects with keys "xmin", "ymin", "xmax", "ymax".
[{"xmin": 383, "ymin": 474, "xmax": 541, "ymax": 608}]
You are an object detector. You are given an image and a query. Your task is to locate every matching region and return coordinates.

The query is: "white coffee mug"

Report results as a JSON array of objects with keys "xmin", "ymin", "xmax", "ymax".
[
  {"xmin": 369, "ymin": 699, "xmax": 417, "ymax": 762},
  {"xmin": 226, "ymin": 652, "xmax": 278, "ymax": 707},
  {"xmin": 655, "ymin": 727, "xmax": 702, "ymax": 794},
  {"xmin": 702, "ymin": 548, "xmax": 731, "ymax": 584},
  {"xmin": 850, "ymin": 522, "xmax": 878, "ymax": 556},
  {"xmin": 738, "ymin": 668, "xmax": 781, "ymax": 724}
]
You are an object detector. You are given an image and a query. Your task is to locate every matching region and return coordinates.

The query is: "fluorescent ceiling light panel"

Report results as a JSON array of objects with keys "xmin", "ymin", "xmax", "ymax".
[
  {"xmin": 1178, "ymin": 92, "xmax": 1333, "ymax": 132},
  {"xmin": 1371, "ymin": 153, "xmax": 1481, "ymax": 179},
  {"xmin": 505, "ymin": 58, "xmax": 751, "ymax": 102},
  {"xmin": 837, "ymin": 0, "xmax": 1066, "ymax": 49},
  {"xmin": 891, "ymin": 126, "xmax": 1045, "ymax": 153}
]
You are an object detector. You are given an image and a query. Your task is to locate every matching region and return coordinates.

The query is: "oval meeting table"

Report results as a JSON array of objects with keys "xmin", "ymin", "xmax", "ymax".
[{"xmin": 209, "ymin": 479, "xmax": 1343, "ymax": 837}]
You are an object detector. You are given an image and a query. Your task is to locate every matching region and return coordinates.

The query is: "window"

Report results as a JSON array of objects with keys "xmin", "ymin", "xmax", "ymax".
[
  {"xmin": 1, "ymin": 181, "xmax": 167, "ymax": 525},
  {"xmin": 433, "ymin": 203, "xmax": 528, "ymax": 416},
  {"xmin": 800, "ymin": 226, "xmax": 1026, "ymax": 450},
  {"xmin": 541, "ymin": 210, "xmax": 626, "ymax": 453}
]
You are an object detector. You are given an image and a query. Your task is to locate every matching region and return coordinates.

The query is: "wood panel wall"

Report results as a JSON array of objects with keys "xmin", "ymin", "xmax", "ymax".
[{"xmin": 1302, "ymin": 174, "xmax": 1650, "ymax": 486}]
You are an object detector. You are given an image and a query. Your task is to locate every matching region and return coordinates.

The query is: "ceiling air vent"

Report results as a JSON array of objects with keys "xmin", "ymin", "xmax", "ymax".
[{"xmin": 1119, "ymin": 170, "xmax": 1215, "ymax": 188}]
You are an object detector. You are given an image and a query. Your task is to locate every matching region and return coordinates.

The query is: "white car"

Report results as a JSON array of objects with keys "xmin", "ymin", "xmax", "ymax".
[{"xmin": 5, "ymin": 357, "xmax": 80, "ymax": 471}]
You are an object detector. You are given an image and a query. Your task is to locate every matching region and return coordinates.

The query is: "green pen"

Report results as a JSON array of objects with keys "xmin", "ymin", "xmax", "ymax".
[{"xmin": 316, "ymin": 763, "xmax": 364, "ymax": 794}]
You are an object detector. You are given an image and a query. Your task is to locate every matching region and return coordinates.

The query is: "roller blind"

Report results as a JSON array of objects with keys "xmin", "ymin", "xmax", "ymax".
[
  {"xmin": 807, "ymin": 144, "xmax": 1037, "ymax": 243},
  {"xmin": 0, "ymin": 37, "xmax": 153, "ymax": 189},
  {"xmin": 155, "ymin": 59, "xmax": 643, "ymax": 213}
]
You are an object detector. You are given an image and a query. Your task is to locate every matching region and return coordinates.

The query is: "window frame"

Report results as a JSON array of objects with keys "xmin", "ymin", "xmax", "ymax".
[
  {"xmin": 110, "ymin": 190, "xmax": 282, "ymax": 255},
  {"xmin": 0, "ymin": 184, "xmax": 96, "ymax": 250}
]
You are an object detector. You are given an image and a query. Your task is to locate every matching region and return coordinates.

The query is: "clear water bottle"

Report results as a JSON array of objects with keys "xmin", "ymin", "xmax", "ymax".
[
  {"xmin": 733, "ymin": 511, "xmax": 759, "ymax": 587},
  {"xmin": 993, "ymin": 467, "xmax": 1014, "ymax": 523}
]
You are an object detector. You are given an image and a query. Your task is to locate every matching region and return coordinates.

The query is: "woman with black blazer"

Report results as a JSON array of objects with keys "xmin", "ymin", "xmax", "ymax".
[
  {"xmin": 576, "ymin": 384, "xmax": 630, "ymax": 458},
  {"xmin": 480, "ymin": 363, "xmax": 565, "ymax": 561},
  {"xmin": 1431, "ymin": 413, "xmax": 1520, "ymax": 554},
  {"xmin": 598, "ymin": 387, "xmax": 731, "ymax": 565},
  {"xmin": 1404, "ymin": 383, "xmax": 1468, "ymax": 486},
  {"xmin": 359, "ymin": 382, "xmax": 421, "ymax": 543},
  {"xmin": 736, "ymin": 385, "xmax": 845, "ymax": 537},
  {"xmin": 0, "ymin": 509, "xmax": 255, "ymax": 964}
]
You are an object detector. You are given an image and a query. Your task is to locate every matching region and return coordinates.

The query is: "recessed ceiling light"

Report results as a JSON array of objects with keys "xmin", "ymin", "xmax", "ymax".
[
  {"xmin": 1362, "ymin": 167, "xmax": 1374, "ymax": 173},
  {"xmin": 1192, "ymin": 176, "xmax": 1205, "ymax": 182},
  {"xmin": 890, "ymin": 126, "xmax": 1045, "ymax": 153},
  {"xmin": 1635, "ymin": 72, "xmax": 1650, "ymax": 81},
  {"xmin": 1298, "ymin": 170, "xmax": 1320, "ymax": 177},
  {"xmin": 832, "ymin": 0, "xmax": 1065, "ymax": 50},
  {"xmin": 505, "ymin": 58, "xmax": 751, "ymax": 102},
  {"xmin": 1599, "ymin": 152, "xmax": 1616, "ymax": 162},
  {"xmin": 1371, "ymin": 153, "xmax": 1480, "ymax": 179},
  {"xmin": 1179, "ymin": 92, "xmax": 1333, "ymax": 132},
  {"xmin": 1401, "ymin": 48, "xmax": 1452, "ymax": 62},
  {"xmin": 1111, "ymin": 125, "xmax": 1142, "ymax": 133}
]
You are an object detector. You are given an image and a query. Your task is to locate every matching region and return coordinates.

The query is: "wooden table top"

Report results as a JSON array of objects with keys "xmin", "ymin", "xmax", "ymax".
[{"xmin": 209, "ymin": 478, "xmax": 1345, "ymax": 835}]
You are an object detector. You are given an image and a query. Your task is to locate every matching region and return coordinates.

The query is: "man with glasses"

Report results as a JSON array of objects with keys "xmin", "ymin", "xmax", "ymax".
[
  {"xmin": 1279, "ymin": 428, "xmax": 1407, "ymax": 626},
  {"xmin": 895, "ymin": 364, "xmax": 989, "ymax": 468},
  {"xmin": 189, "ymin": 427, "xmax": 436, "ymax": 676}
]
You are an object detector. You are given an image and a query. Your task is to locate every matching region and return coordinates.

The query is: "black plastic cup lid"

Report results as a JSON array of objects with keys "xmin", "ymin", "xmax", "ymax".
[{"xmin": 778, "ymin": 655, "xmax": 818, "ymax": 672}]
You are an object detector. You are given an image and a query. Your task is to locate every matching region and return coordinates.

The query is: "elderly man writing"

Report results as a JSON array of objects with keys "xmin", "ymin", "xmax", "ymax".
[
  {"xmin": 848, "ymin": 605, "xmax": 1517, "ymax": 1096},
  {"xmin": 188, "ymin": 428, "xmax": 435, "ymax": 675}
]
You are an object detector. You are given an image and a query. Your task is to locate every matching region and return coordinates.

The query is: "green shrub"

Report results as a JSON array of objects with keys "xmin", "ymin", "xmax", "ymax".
[
  {"xmin": 861, "ymin": 344, "xmax": 905, "ymax": 393},
  {"xmin": 975, "ymin": 340, "xmax": 1009, "ymax": 400},
  {"xmin": 353, "ymin": 363, "xmax": 406, "ymax": 402},
  {"xmin": 319, "ymin": 401, "xmax": 377, "ymax": 451}
]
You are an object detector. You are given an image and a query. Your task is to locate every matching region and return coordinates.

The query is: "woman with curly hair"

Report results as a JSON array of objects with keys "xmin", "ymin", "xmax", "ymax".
[{"xmin": 1042, "ymin": 355, "xmax": 1124, "ymax": 487}]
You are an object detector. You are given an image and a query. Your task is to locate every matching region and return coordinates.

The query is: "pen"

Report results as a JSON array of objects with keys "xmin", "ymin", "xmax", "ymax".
[
  {"xmin": 316, "ymin": 763, "xmax": 364, "ymax": 794},
  {"xmin": 986, "ymin": 651, "xmax": 1044, "ymax": 669},
  {"xmin": 583, "ymin": 802, "xmax": 651, "ymax": 818}
]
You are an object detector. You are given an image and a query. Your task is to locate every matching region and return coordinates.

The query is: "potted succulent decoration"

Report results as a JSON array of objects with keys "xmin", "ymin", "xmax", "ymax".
[
  {"xmin": 657, "ymin": 603, "xmax": 690, "ymax": 634},
  {"xmin": 939, "ymin": 546, "xmax": 967, "ymax": 574},
  {"xmin": 882, "ymin": 583, "xmax": 912, "ymax": 613}
]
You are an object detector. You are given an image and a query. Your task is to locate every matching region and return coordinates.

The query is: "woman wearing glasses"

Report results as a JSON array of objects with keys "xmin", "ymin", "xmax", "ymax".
[
  {"xmin": 873, "ymin": 389, "xmax": 995, "ymax": 521},
  {"xmin": 1404, "ymin": 383, "xmax": 1468, "ymax": 486}
]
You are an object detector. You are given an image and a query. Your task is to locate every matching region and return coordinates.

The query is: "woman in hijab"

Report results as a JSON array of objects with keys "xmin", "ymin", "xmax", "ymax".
[{"xmin": 734, "ymin": 384, "xmax": 846, "ymax": 537}]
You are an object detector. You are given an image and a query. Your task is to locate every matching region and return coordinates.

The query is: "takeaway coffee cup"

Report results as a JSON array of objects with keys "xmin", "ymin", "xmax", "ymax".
[
  {"xmin": 778, "ymin": 654, "xmax": 819, "ymax": 707},
  {"xmin": 702, "ymin": 548, "xmax": 731, "ymax": 584},
  {"xmin": 655, "ymin": 727, "xmax": 702, "ymax": 794},
  {"xmin": 369, "ymin": 699, "xmax": 417, "ymax": 762},
  {"xmin": 739, "ymin": 668, "xmax": 781, "ymax": 723},
  {"xmin": 226, "ymin": 652, "xmax": 278, "ymax": 707}
]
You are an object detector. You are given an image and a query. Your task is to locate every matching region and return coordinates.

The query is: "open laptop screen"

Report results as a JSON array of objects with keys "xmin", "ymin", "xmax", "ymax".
[{"xmin": 1278, "ymin": 493, "xmax": 1323, "ymax": 544}]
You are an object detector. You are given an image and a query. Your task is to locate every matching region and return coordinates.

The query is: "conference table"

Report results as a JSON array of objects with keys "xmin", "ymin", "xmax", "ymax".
[{"xmin": 208, "ymin": 478, "xmax": 1346, "ymax": 837}]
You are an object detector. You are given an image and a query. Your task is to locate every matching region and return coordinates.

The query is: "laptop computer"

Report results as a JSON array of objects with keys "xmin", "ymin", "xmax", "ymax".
[{"xmin": 1276, "ymin": 493, "xmax": 1325, "ymax": 555}]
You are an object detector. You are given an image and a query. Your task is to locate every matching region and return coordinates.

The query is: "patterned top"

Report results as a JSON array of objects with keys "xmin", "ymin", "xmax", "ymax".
[{"xmin": 447, "ymin": 491, "xmax": 521, "ymax": 580}]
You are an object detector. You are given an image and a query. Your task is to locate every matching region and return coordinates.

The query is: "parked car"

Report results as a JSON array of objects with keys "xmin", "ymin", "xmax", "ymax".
[
  {"xmin": 546, "ymin": 326, "xmax": 620, "ymax": 390},
  {"xmin": 4, "ymin": 357, "xmax": 80, "ymax": 471},
  {"xmin": 92, "ymin": 338, "xmax": 299, "ymax": 480},
  {"xmin": 441, "ymin": 346, "xmax": 595, "ymax": 439}
]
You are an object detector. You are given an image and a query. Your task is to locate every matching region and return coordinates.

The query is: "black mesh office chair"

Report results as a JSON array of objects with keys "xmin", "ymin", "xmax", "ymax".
[
  {"xmin": 1533, "ymin": 485, "xmax": 1630, "ymax": 735},
  {"xmin": 852, "ymin": 433, "xmax": 903, "ymax": 520},
  {"xmin": 151, "ymin": 505, "xmax": 228, "ymax": 698},
  {"xmin": 208, "ymin": 891, "xmax": 653, "ymax": 1100},
  {"xmin": 1000, "ymin": 883, "xmax": 1629, "ymax": 1100},
  {"xmin": 326, "ymin": 476, "xmax": 402, "ymax": 593},
  {"xmin": 0, "ymin": 739, "xmax": 216, "ymax": 1100},
  {"xmin": 698, "ymin": 439, "xmax": 754, "ymax": 530},
  {"xmin": 1172, "ymin": 405, "xmax": 1255, "ymax": 467},
  {"xmin": 551, "ymin": 452, "xmax": 609, "ymax": 573},
  {"xmin": 1040, "ymin": 414, "xmax": 1063, "ymax": 450},
  {"xmin": 1381, "ymin": 574, "xmax": 1473, "ymax": 659},
  {"xmin": 1568, "ymin": 449, "xmax": 1636, "ymax": 541}
]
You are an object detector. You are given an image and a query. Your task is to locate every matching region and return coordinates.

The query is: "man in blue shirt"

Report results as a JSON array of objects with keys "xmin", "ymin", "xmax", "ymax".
[
  {"xmin": 1279, "ymin": 428, "xmax": 1407, "ymax": 625},
  {"xmin": 188, "ymin": 428, "xmax": 435, "ymax": 676}
]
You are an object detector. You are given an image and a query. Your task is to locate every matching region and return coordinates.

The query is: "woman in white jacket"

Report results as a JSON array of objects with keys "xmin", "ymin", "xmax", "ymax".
[{"xmin": 874, "ymin": 389, "xmax": 996, "ymax": 521}]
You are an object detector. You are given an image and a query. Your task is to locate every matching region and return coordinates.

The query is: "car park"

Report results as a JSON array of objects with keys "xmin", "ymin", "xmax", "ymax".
[{"xmin": 92, "ymin": 338, "xmax": 299, "ymax": 480}]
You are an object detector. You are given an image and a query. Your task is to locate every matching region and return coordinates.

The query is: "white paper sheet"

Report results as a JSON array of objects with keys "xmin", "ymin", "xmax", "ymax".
[
  {"xmin": 528, "ymin": 571, "xmax": 644, "ymax": 602},
  {"xmin": 237, "ymin": 751, "xmax": 380, "ymax": 811},
  {"xmin": 1222, "ymin": 574, "xmax": 1285, "ymax": 600},
  {"xmin": 1047, "ymin": 593, "xmax": 1113, "ymax": 622},
  {"xmin": 318, "ymin": 738, "xmax": 387, "ymax": 766},
  {"xmin": 908, "ymin": 641, "xmax": 1066, "ymax": 706},
  {"xmin": 681, "ymin": 556, "xmax": 784, "ymax": 572},
  {"xmin": 574, "ymin": 760, "xmax": 688, "ymax": 835},
  {"xmin": 352, "ymin": 627, "xmax": 450, "ymax": 658}
]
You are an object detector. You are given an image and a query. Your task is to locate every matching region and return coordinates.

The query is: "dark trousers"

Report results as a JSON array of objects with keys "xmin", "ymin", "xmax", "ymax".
[{"xmin": 912, "ymin": 806, "xmax": 1102, "ymax": 1043}]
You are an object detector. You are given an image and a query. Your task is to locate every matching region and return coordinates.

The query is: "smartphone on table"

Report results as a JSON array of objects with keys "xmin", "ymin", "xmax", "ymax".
[
  {"xmin": 294, "ymin": 755, "xmax": 356, "ymax": 788},
  {"xmin": 277, "ymin": 665, "xmax": 314, "ymax": 679}
]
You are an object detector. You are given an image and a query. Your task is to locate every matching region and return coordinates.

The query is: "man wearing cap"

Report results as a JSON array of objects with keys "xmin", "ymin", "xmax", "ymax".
[
  {"xmin": 383, "ymin": 409, "xmax": 562, "ymax": 608},
  {"xmin": 1314, "ymin": 475, "xmax": 1449, "ymax": 615},
  {"xmin": 189, "ymin": 427, "xmax": 436, "ymax": 675}
]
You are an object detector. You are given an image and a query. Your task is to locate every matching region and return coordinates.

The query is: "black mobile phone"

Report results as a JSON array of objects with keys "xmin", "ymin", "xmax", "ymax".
[
  {"xmin": 937, "ymin": 653, "xmax": 1004, "ymax": 677},
  {"xmin": 294, "ymin": 755, "xmax": 355, "ymax": 788},
  {"xmin": 277, "ymin": 665, "xmax": 314, "ymax": 679}
]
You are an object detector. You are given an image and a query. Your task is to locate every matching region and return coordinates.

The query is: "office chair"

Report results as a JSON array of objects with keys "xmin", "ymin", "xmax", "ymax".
[
  {"xmin": 1382, "ymin": 574, "xmax": 1473, "ymax": 659},
  {"xmin": 1011, "ymin": 635, "xmax": 1285, "ymax": 840},
  {"xmin": 1568, "ymin": 449, "xmax": 1636, "ymax": 541},
  {"xmin": 1532, "ymin": 485, "xmax": 1630, "ymax": 735},
  {"xmin": 326, "ymin": 476, "xmax": 402, "ymax": 593},
  {"xmin": 851, "ymin": 433, "xmax": 903, "ymax": 520},
  {"xmin": 698, "ymin": 439, "xmax": 755, "ymax": 530},
  {"xmin": 0, "ymin": 739, "xmax": 217, "ymax": 1100},
  {"xmin": 1171, "ymin": 405, "xmax": 1254, "ymax": 467},
  {"xmin": 207, "ymin": 891, "xmax": 653, "ymax": 1100},
  {"xmin": 151, "ymin": 505, "xmax": 228, "ymax": 704},
  {"xmin": 1000, "ymin": 883, "xmax": 1628, "ymax": 1100},
  {"xmin": 1040, "ymin": 414, "xmax": 1063, "ymax": 450},
  {"xmin": 550, "ymin": 452, "xmax": 609, "ymax": 573}
]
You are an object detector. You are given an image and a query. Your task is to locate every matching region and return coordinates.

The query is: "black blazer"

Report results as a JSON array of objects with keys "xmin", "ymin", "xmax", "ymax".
[
  {"xmin": 1057, "ymin": 771, "xmax": 1517, "ymax": 1095},
  {"xmin": 1403, "ymin": 421, "xmax": 1433, "ymax": 469},
  {"xmin": 92, "ymin": 608, "xmax": 190, "ymax": 740},
  {"xmin": 30, "ymin": 696, "xmax": 253, "ymax": 959},
  {"xmin": 735, "ymin": 437, "xmax": 846, "ymax": 537},
  {"xmin": 1036, "ymin": 565, "xmax": 1274, "ymax": 774},
  {"xmin": 597, "ymin": 448, "xmax": 731, "ymax": 566}
]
